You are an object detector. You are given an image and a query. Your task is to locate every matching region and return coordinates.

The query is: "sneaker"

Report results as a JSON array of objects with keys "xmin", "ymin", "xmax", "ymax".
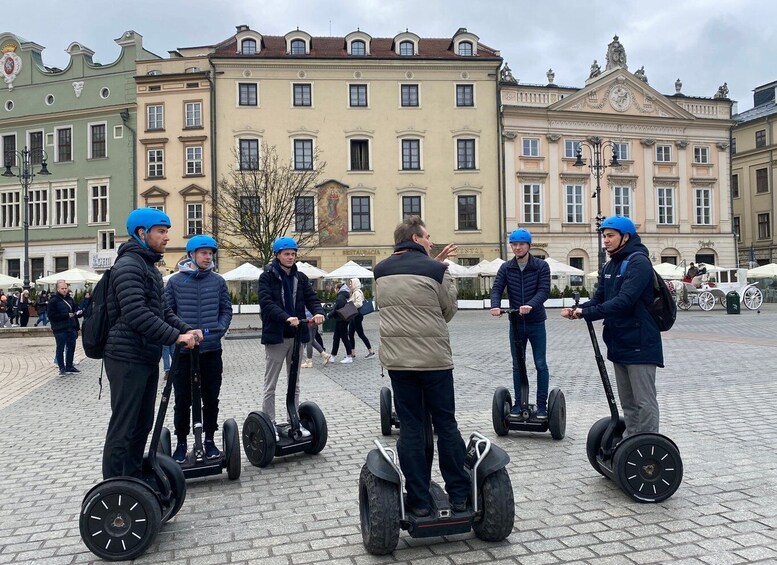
[
  {"xmin": 58, "ymin": 370, "xmax": 67, "ymax": 377},
  {"xmin": 510, "ymin": 403, "xmax": 522, "ymax": 415},
  {"xmin": 365, "ymin": 351, "xmax": 376, "ymax": 359},
  {"xmin": 65, "ymin": 366, "xmax": 80, "ymax": 374},
  {"xmin": 299, "ymin": 425, "xmax": 312, "ymax": 438},
  {"xmin": 321, "ymin": 351, "xmax": 332, "ymax": 366},
  {"xmin": 301, "ymin": 359, "xmax": 313, "ymax": 369},
  {"xmin": 340, "ymin": 356, "xmax": 353, "ymax": 364},
  {"xmin": 535, "ymin": 407, "xmax": 548, "ymax": 421},
  {"xmin": 204, "ymin": 440, "xmax": 221, "ymax": 460},
  {"xmin": 173, "ymin": 443, "xmax": 187, "ymax": 464}
]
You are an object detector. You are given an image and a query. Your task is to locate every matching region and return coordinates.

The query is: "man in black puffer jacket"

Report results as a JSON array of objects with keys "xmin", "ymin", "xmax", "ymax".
[
  {"xmin": 102, "ymin": 208, "xmax": 201, "ymax": 480},
  {"xmin": 48, "ymin": 280, "xmax": 80, "ymax": 376}
]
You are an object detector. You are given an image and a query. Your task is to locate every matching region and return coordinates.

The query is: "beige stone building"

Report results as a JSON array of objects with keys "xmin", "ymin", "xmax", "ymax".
[
  {"xmin": 501, "ymin": 36, "xmax": 735, "ymax": 277},
  {"xmin": 731, "ymin": 80, "xmax": 776, "ymax": 266}
]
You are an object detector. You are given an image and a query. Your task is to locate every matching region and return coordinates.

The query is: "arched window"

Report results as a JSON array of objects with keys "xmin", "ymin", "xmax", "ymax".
[
  {"xmin": 458, "ymin": 41, "xmax": 473, "ymax": 56},
  {"xmin": 241, "ymin": 39, "xmax": 257, "ymax": 55},
  {"xmin": 399, "ymin": 40, "xmax": 414, "ymax": 56},
  {"xmin": 290, "ymin": 39, "xmax": 306, "ymax": 54},
  {"xmin": 351, "ymin": 40, "xmax": 366, "ymax": 56}
]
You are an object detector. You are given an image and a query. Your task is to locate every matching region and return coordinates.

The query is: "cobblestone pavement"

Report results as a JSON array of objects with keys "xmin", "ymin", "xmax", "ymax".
[{"xmin": 2, "ymin": 305, "xmax": 777, "ymax": 564}]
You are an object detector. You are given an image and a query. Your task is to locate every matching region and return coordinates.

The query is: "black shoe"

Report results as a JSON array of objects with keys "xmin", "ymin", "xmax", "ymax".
[
  {"xmin": 535, "ymin": 407, "xmax": 548, "ymax": 421},
  {"xmin": 65, "ymin": 366, "xmax": 81, "ymax": 374},
  {"xmin": 451, "ymin": 500, "xmax": 467, "ymax": 512},
  {"xmin": 409, "ymin": 506, "xmax": 431, "ymax": 517},
  {"xmin": 204, "ymin": 440, "xmax": 221, "ymax": 460}
]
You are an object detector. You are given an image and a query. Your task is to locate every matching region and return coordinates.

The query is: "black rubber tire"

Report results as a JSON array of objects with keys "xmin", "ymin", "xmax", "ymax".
[
  {"xmin": 472, "ymin": 467, "xmax": 515, "ymax": 542},
  {"xmin": 613, "ymin": 433, "xmax": 683, "ymax": 503},
  {"xmin": 548, "ymin": 388, "xmax": 566, "ymax": 440},
  {"xmin": 586, "ymin": 416, "xmax": 625, "ymax": 476},
  {"xmin": 79, "ymin": 479, "xmax": 162, "ymax": 561},
  {"xmin": 223, "ymin": 418, "xmax": 242, "ymax": 481},
  {"xmin": 242, "ymin": 411, "xmax": 276, "ymax": 468},
  {"xmin": 491, "ymin": 387, "xmax": 512, "ymax": 437},
  {"xmin": 300, "ymin": 401, "xmax": 328, "ymax": 455},
  {"xmin": 154, "ymin": 454, "xmax": 186, "ymax": 522},
  {"xmin": 158, "ymin": 427, "xmax": 172, "ymax": 457},
  {"xmin": 379, "ymin": 387, "xmax": 392, "ymax": 436},
  {"xmin": 359, "ymin": 464, "xmax": 400, "ymax": 555}
]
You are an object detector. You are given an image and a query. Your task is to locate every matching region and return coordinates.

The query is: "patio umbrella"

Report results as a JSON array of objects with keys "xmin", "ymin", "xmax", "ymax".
[
  {"xmin": 0, "ymin": 273, "xmax": 24, "ymax": 288},
  {"xmin": 221, "ymin": 262, "xmax": 264, "ymax": 281},
  {"xmin": 544, "ymin": 257, "xmax": 585, "ymax": 276},
  {"xmin": 653, "ymin": 262, "xmax": 685, "ymax": 279},
  {"xmin": 747, "ymin": 263, "xmax": 777, "ymax": 278},
  {"xmin": 297, "ymin": 261, "xmax": 328, "ymax": 280},
  {"xmin": 444, "ymin": 259, "xmax": 478, "ymax": 278},
  {"xmin": 325, "ymin": 260, "xmax": 374, "ymax": 280},
  {"xmin": 36, "ymin": 267, "xmax": 103, "ymax": 285}
]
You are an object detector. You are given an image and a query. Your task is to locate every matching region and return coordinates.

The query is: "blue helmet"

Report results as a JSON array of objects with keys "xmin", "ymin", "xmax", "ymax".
[
  {"xmin": 186, "ymin": 234, "xmax": 218, "ymax": 255},
  {"xmin": 600, "ymin": 216, "xmax": 636, "ymax": 236},
  {"xmin": 272, "ymin": 236, "xmax": 298, "ymax": 254},
  {"xmin": 127, "ymin": 208, "xmax": 171, "ymax": 248},
  {"xmin": 509, "ymin": 229, "xmax": 532, "ymax": 244}
]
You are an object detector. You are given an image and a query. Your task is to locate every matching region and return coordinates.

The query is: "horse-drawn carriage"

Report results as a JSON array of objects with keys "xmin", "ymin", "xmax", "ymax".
[{"xmin": 675, "ymin": 267, "xmax": 763, "ymax": 311}]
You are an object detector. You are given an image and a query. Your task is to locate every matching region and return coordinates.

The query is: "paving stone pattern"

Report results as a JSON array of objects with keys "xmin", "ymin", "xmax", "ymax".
[{"xmin": 1, "ymin": 305, "xmax": 777, "ymax": 564}]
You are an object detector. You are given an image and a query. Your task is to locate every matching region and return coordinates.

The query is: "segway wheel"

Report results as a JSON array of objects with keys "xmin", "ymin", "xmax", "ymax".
[
  {"xmin": 547, "ymin": 388, "xmax": 566, "ymax": 440},
  {"xmin": 359, "ymin": 464, "xmax": 400, "ymax": 555},
  {"xmin": 223, "ymin": 418, "xmax": 242, "ymax": 481},
  {"xmin": 79, "ymin": 478, "xmax": 162, "ymax": 561},
  {"xmin": 472, "ymin": 467, "xmax": 515, "ymax": 542},
  {"xmin": 613, "ymin": 433, "xmax": 683, "ymax": 503},
  {"xmin": 242, "ymin": 411, "xmax": 276, "ymax": 468},
  {"xmin": 300, "ymin": 401, "xmax": 328, "ymax": 455},
  {"xmin": 152, "ymin": 454, "xmax": 186, "ymax": 522},
  {"xmin": 158, "ymin": 427, "xmax": 172, "ymax": 457},
  {"xmin": 491, "ymin": 387, "xmax": 512, "ymax": 437},
  {"xmin": 586, "ymin": 417, "xmax": 625, "ymax": 476},
  {"xmin": 379, "ymin": 387, "xmax": 393, "ymax": 436}
]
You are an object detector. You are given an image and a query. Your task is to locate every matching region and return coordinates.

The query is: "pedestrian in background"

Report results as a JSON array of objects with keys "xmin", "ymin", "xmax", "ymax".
[
  {"xmin": 7, "ymin": 292, "xmax": 18, "ymax": 327},
  {"xmin": 48, "ymin": 280, "xmax": 80, "ymax": 376},
  {"xmin": 17, "ymin": 290, "xmax": 31, "ymax": 327},
  {"xmin": 0, "ymin": 294, "xmax": 9, "ymax": 328},
  {"xmin": 347, "ymin": 277, "xmax": 375, "ymax": 359},
  {"xmin": 34, "ymin": 290, "xmax": 49, "ymax": 326},
  {"xmin": 302, "ymin": 307, "xmax": 331, "ymax": 368},
  {"xmin": 329, "ymin": 282, "xmax": 354, "ymax": 363}
]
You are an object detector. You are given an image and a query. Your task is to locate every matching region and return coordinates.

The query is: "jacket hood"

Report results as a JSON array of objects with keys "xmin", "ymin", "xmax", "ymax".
[
  {"xmin": 268, "ymin": 258, "xmax": 298, "ymax": 278},
  {"xmin": 177, "ymin": 258, "xmax": 215, "ymax": 276},
  {"xmin": 349, "ymin": 278, "xmax": 362, "ymax": 290},
  {"xmin": 338, "ymin": 283, "xmax": 350, "ymax": 294},
  {"xmin": 117, "ymin": 238, "xmax": 163, "ymax": 264}
]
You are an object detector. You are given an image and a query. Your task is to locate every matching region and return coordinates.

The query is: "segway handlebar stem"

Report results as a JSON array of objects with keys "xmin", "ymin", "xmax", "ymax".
[
  {"xmin": 373, "ymin": 440, "xmax": 407, "ymax": 520},
  {"xmin": 468, "ymin": 432, "xmax": 492, "ymax": 513}
]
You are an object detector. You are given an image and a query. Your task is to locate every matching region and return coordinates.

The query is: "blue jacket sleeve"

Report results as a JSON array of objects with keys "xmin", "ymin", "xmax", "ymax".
[
  {"xmin": 527, "ymin": 260, "xmax": 550, "ymax": 309},
  {"xmin": 582, "ymin": 256, "xmax": 652, "ymax": 322},
  {"xmin": 164, "ymin": 277, "xmax": 178, "ymax": 314},
  {"xmin": 490, "ymin": 264, "xmax": 507, "ymax": 308},
  {"xmin": 217, "ymin": 278, "xmax": 233, "ymax": 335}
]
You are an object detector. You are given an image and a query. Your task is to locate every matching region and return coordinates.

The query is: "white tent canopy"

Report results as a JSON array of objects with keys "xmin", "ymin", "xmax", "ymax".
[
  {"xmin": 325, "ymin": 260, "xmax": 374, "ymax": 280},
  {"xmin": 747, "ymin": 263, "xmax": 777, "ymax": 278},
  {"xmin": 544, "ymin": 257, "xmax": 585, "ymax": 276},
  {"xmin": 444, "ymin": 259, "xmax": 478, "ymax": 278},
  {"xmin": 221, "ymin": 262, "xmax": 264, "ymax": 281},
  {"xmin": 468, "ymin": 258, "xmax": 505, "ymax": 277},
  {"xmin": 297, "ymin": 261, "xmax": 328, "ymax": 280},
  {"xmin": 653, "ymin": 262, "xmax": 686, "ymax": 279},
  {"xmin": 37, "ymin": 267, "xmax": 103, "ymax": 285},
  {"xmin": 0, "ymin": 273, "xmax": 24, "ymax": 288}
]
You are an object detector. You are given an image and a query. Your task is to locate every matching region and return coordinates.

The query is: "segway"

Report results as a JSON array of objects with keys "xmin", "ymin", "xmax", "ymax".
[
  {"xmin": 158, "ymin": 343, "xmax": 241, "ymax": 480},
  {"xmin": 492, "ymin": 310, "xmax": 566, "ymax": 440},
  {"xmin": 359, "ymin": 405, "xmax": 515, "ymax": 555},
  {"xmin": 79, "ymin": 344, "xmax": 188, "ymax": 561},
  {"xmin": 574, "ymin": 292, "xmax": 683, "ymax": 503},
  {"xmin": 242, "ymin": 320, "xmax": 328, "ymax": 467},
  {"xmin": 379, "ymin": 386, "xmax": 400, "ymax": 435}
]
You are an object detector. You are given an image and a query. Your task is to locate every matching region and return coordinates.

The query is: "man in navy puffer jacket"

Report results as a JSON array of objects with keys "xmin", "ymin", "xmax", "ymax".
[{"xmin": 165, "ymin": 235, "xmax": 232, "ymax": 463}]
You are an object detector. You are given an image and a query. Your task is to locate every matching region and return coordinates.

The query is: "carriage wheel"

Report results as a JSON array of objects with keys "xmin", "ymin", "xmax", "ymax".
[
  {"xmin": 743, "ymin": 287, "xmax": 763, "ymax": 310},
  {"xmin": 698, "ymin": 291, "xmax": 716, "ymax": 311},
  {"xmin": 677, "ymin": 298, "xmax": 691, "ymax": 311}
]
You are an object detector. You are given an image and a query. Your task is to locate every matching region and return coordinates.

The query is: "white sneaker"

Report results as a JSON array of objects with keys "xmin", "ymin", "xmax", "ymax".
[
  {"xmin": 321, "ymin": 351, "xmax": 332, "ymax": 366},
  {"xmin": 301, "ymin": 359, "xmax": 313, "ymax": 369},
  {"xmin": 340, "ymin": 356, "xmax": 353, "ymax": 364},
  {"xmin": 300, "ymin": 425, "xmax": 312, "ymax": 438}
]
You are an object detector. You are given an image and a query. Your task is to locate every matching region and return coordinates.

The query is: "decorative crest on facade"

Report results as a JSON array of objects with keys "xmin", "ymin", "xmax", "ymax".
[
  {"xmin": 1, "ymin": 43, "xmax": 21, "ymax": 90},
  {"xmin": 72, "ymin": 81, "xmax": 85, "ymax": 97}
]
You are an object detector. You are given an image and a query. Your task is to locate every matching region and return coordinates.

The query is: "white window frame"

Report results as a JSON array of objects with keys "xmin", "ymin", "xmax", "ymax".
[
  {"xmin": 693, "ymin": 146, "xmax": 710, "ymax": 164},
  {"xmin": 240, "ymin": 38, "xmax": 257, "ymax": 55},
  {"xmin": 455, "ymin": 193, "xmax": 480, "ymax": 231},
  {"xmin": 349, "ymin": 194, "xmax": 373, "ymax": 232},
  {"xmin": 694, "ymin": 187, "xmax": 713, "ymax": 225},
  {"xmin": 146, "ymin": 105, "xmax": 164, "ymax": 130},
  {"xmin": 27, "ymin": 186, "xmax": 48, "ymax": 227},
  {"xmin": 237, "ymin": 82, "xmax": 259, "ymax": 107},
  {"xmin": 52, "ymin": 184, "xmax": 77, "ymax": 226},
  {"xmin": 291, "ymin": 82, "xmax": 313, "ymax": 108},
  {"xmin": 0, "ymin": 189, "xmax": 21, "ymax": 229},
  {"xmin": 289, "ymin": 38, "xmax": 308, "ymax": 55},
  {"xmin": 2, "ymin": 132, "xmax": 17, "ymax": 166},
  {"xmin": 98, "ymin": 229, "xmax": 116, "ymax": 251},
  {"xmin": 522, "ymin": 138, "xmax": 540, "ymax": 157},
  {"xmin": 613, "ymin": 186, "xmax": 632, "ymax": 218},
  {"xmin": 237, "ymin": 137, "xmax": 261, "ymax": 170},
  {"xmin": 88, "ymin": 121, "xmax": 108, "ymax": 159},
  {"xmin": 455, "ymin": 137, "xmax": 478, "ymax": 171},
  {"xmin": 26, "ymin": 129, "xmax": 45, "ymax": 164},
  {"xmin": 54, "ymin": 126, "xmax": 73, "ymax": 163},
  {"xmin": 400, "ymin": 194, "xmax": 424, "ymax": 220},
  {"xmin": 656, "ymin": 144, "xmax": 672, "ymax": 162},
  {"xmin": 656, "ymin": 187, "xmax": 675, "ymax": 225},
  {"xmin": 399, "ymin": 83, "xmax": 420, "ymax": 108},
  {"xmin": 147, "ymin": 149, "xmax": 164, "ymax": 178},
  {"xmin": 113, "ymin": 125, "xmax": 124, "ymax": 139},
  {"xmin": 564, "ymin": 184, "xmax": 584, "ymax": 223},
  {"xmin": 613, "ymin": 142, "xmax": 629, "ymax": 161},
  {"xmin": 186, "ymin": 202, "xmax": 203, "ymax": 235},
  {"xmin": 455, "ymin": 84, "xmax": 475, "ymax": 107},
  {"xmin": 398, "ymin": 40, "xmax": 415, "ymax": 56},
  {"xmin": 348, "ymin": 83, "xmax": 369, "ymax": 108},
  {"xmin": 184, "ymin": 101, "xmax": 202, "ymax": 127},
  {"xmin": 291, "ymin": 138, "xmax": 315, "ymax": 171},
  {"xmin": 457, "ymin": 40, "xmax": 474, "ymax": 56},
  {"xmin": 564, "ymin": 140, "xmax": 581, "ymax": 159},
  {"xmin": 88, "ymin": 181, "xmax": 110, "ymax": 225},
  {"xmin": 186, "ymin": 146, "xmax": 203, "ymax": 175},
  {"xmin": 399, "ymin": 138, "xmax": 423, "ymax": 171},
  {"xmin": 522, "ymin": 183, "xmax": 543, "ymax": 223},
  {"xmin": 349, "ymin": 39, "xmax": 367, "ymax": 56},
  {"xmin": 294, "ymin": 195, "xmax": 316, "ymax": 232},
  {"xmin": 348, "ymin": 138, "xmax": 372, "ymax": 172}
]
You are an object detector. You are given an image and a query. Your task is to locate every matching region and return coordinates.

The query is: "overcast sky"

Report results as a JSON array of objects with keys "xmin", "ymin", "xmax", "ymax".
[{"xmin": 8, "ymin": 0, "xmax": 776, "ymax": 112}]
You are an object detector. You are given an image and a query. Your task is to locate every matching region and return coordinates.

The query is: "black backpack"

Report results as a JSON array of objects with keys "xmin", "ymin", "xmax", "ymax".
[
  {"xmin": 619, "ymin": 253, "xmax": 677, "ymax": 332},
  {"xmin": 82, "ymin": 268, "xmax": 115, "ymax": 359}
]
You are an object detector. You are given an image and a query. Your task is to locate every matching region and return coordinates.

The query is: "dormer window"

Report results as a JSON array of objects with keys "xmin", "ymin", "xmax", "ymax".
[
  {"xmin": 241, "ymin": 39, "xmax": 257, "ymax": 54},
  {"xmin": 458, "ymin": 41, "xmax": 473, "ymax": 56},
  {"xmin": 351, "ymin": 40, "xmax": 366, "ymax": 56},
  {"xmin": 290, "ymin": 39, "xmax": 306, "ymax": 55},
  {"xmin": 399, "ymin": 41, "xmax": 414, "ymax": 56}
]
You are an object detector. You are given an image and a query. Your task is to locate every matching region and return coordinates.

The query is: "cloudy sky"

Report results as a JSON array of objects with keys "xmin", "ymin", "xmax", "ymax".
[{"xmin": 8, "ymin": 0, "xmax": 776, "ymax": 112}]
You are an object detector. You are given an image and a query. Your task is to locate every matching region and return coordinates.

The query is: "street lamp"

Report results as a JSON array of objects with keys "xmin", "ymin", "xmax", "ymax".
[
  {"xmin": 573, "ymin": 136, "xmax": 620, "ymax": 272},
  {"xmin": 3, "ymin": 146, "xmax": 51, "ymax": 291}
]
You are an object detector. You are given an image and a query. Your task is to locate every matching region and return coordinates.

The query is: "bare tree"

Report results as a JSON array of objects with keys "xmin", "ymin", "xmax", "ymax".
[{"xmin": 214, "ymin": 144, "xmax": 329, "ymax": 265}]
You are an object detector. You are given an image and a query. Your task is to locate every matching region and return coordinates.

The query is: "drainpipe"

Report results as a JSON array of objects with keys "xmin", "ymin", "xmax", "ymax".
[
  {"xmin": 120, "ymin": 109, "xmax": 137, "ymax": 209},
  {"xmin": 208, "ymin": 58, "xmax": 219, "ymax": 267},
  {"xmin": 496, "ymin": 67, "xmax": 505, "ymax": 260},
  {"xmin": 769, "ymin": 115, "xmax": 774, "ymax": 263}
]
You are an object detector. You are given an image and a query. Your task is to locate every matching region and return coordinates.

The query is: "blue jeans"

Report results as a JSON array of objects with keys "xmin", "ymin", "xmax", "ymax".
[
  {"xmin": 508, "ymin": 320, "xmax": 549, "ymax": 409},
  {"xmin": 54, "ymin": 329, "xmax": 77, "ymax": 371},
  {"xmin": 36, "ymin": 311, "xmax": 49, "ymax": 326}
]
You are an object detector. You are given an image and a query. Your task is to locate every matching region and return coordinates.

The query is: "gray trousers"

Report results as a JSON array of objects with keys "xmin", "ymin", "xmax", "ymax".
[
  {"xmin": 613, "ymin": 363, "xmax": 659, "ymax": 438},
  {"xmin": 305, "ymin": 323, "xmax": 324, "ymax": 359},
  {"xmin": 262, "ymin": 338, "xmax": 302, "ymax": 423}
]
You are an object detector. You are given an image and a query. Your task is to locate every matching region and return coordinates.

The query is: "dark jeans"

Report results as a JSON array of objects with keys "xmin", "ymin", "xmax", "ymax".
[
  {"xmin": 389, "ymin": 369, "xmax": 470, "ymax": 510},
  {"xmin": 509, "ymin": 320, "xmax": 549, "ymax": 408},
  {"xmin": 54, "ymin": 329, "xmax": 77, "ymax": 371},
  {"xmin": 348, "ymin": 314, "xmax": 371, "ymax": 350},
  {"xmin": 172, "ymin": 349, "xmax": 224, "ymax": 442},
  {"xmin": 330, "ymin": 320, "xmax": 352, "ymax": 356},
  {"xmin": 19, "ymin": 307, "xmax": 29, "ymax": 327},
  {"xmin": 102, "ymin": 358, "xmax": 159, "ymax": 479},
  {"xmin": 35, "ymin": 311, "xmax": 48, "ymax": 326}
]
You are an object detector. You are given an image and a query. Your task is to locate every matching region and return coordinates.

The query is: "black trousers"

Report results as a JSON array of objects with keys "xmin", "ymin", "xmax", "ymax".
[
  {"xmin": 348, "ymin": 314, "xmax": 371, "ymax": 350},
  {"xmin": 54, "ymin": 329, "xmax": 77, "ymax": 371},
  {"xmin": 172, "ymin": 349, "xmax": 224, "ymax": 442},
  {"xmin": 102, "ymin": 358, "xmax": 159, "ymax": 479},
  {"xmin": 330, "ymin": 320, "xmax": 352, "ymax": 356}
]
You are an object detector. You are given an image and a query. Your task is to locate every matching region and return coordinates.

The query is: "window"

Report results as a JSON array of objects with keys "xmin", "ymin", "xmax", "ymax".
[
  {"xmin": 29, "ymin": 131, "xmax": 44, "ymax": 165},
  {"xmin": 241, "ymin": 39, "xmax": 257, "ymax": 55},
  {"xmin": 613, "ymin": 142, "xmax": 629, "ymax": 161},
  {"xmin": 756, "ymin": 129, "xmax": 766, "ymax": 148},
  {"xmin": 565, "ymin": 185, "xmax": 584, "ymax": 223},
  {"xmin": 186, "ymin": 146, "xmax": 203, "ymax": 175},
  {"xmin": 349, "ymin": 84, "xmax": 368, "ymax": 107},
  {"xmin": 147, "ymin": 105, "xmax": 163, "ymax": 130},
  {"xmin": 350, "ymin": 139, "xmax": 370, "ymax": 171},
  {"xmin": 240, "ymin": 196, "xmax": 260, "ymax": 223},
  {"xmin": 399, "ymin": 40, "xmax": 414, "ymax": 56},
  {"xmin": 55, "ymin": 256, "xmax": 69, "ymax": 272},
  {"xmin": 401, "ymin": 139, "xmax": 421, "ymax": 170},
  {"xmin": 695, "ymin": 188, "xmax": 712, "ymax": 225},
  {"xmin": 732, "ymin": 174, "xmax": 739, "ymax": 198},
  {"xmin": 522, "ymin": 138, "xmax": 539, "ymax": 157},
  {"xmin": 56, "ymin": 128, "xmax": 72, "ymax": 162},
  {"xmin": 293, "ymin": 83, "xmax": 312, "ymax": 107},
  {"xmin": 295, "ymin": 196, "xmax": 315, "ymax": 232},
  {"xmin": 456, "ymin": 84, "xmax": 474, "ymax": 107},
  {"xmin": 90, "ymin": 184, "xmax": 109, "ymax": 223},
  {"xmin": 239, "ymin": 139, "xmax": 259, "ymax": 170},
  {"xmin": 756, "ymin": 168, "xmax": 768, "ymax": 193},
  {"xmin": 457, "ymin": 195, "xmax": 478, "ymax": 230},
  {"xmin": 31, "ymin": 258, "xmax": 44, "ymax": 281},
  {"xmin": 522, "ymin": 184, "xmax": 542, "ymax": 223},
  {"xmin": 656, "ymin": 145, "xmax": 672, "ymax": 162},
  {"xmin": 185, "ymin": 102, "xmax": 202, "ymax": 127},
  {"xmin": 351, "ymin": 40, "xmax": 366, "ymax": 56},
  {"xmin": 351, "ymin": 196, "xmax": 371, "ymax": 231},
  {"xmin": 0, "ymin": 190, "xmax": 20, "ymax": 228},
  {"xmin": 90, "ymin": 124, "xmax": 106, "ymax": 159},
  {"xmin": 53, "ymin": 186, "xmax": 76, "ymax": 225},
  {"xmin": 401, "ymin": 84, "xmax": 418, "ymax": 107},
  {"xmin": 733, "ymin": 217, "xmax": 741, "ymax": 242},
  {"xmin": 613, "ymin": 186, "xmax": 631, "ymax": 217},
  {"xmin": 2, "ymin": 134, "xmax": 15, "ymax": 167},
  {"xmin": 6, "ymin": 258, "xmax": 20, "ymax": 278},
  {"xmin": 758, "ymin": 213, "xmax": 770, "ymax": 240},
  {"xmin": 147, "ymin": 149, "xmax": 164, "ymax": 178},
  {"xmin": 28, "ymin": 188, "xmax": 48, "ymax": 227},
  {"xmin": 458, "ymin": 41, "xmax": 473, "ymax": 56},
  {"xmin": 98, "ymin": 230, "xmax": 115, "ymax": 251},
  {"xmin": 457, "ymin": 139, "xmax": 476, "ymax": 170},
  {"xmin": 693, "ymin": 146, "xmax": 709, "ymax": 164},
  {"xmin": 564, "ymin": 140, "xmax": 581, "ymax": 159},
  {"xmin": 238, "ymin": 83, "xmax": 257, "ymax": 106},
  {"xmin": 187, "ymin": 203, "xmax": 203, "ymax": 235},
  {"xmin": 290, "ymin": 39, "xmax": 306, "ymax": 55},
  {"xmin": 293, "ymin": 139, "xmax": 313, "ymax": 170},
  {"xmin": 657, "ymin": 187, "xmax": 675, "ymax": 224},
  {"xmin": 402, "ymin": 195, "xmax": 421, "ymax": 218}
]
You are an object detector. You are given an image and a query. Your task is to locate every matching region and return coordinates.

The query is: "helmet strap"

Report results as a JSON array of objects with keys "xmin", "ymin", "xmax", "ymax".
[{"xmin": 132, "ymin": 228, "xmax": 149, "ymax": 249}]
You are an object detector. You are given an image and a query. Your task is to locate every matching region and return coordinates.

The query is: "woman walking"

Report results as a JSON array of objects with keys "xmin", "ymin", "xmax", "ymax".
[
  {"xmin": 329, "ymin": 282, "xmax": 354, "ymax": 364},
  {"xmin": 347, "ymin": 278, "xmax": 375, "ymax": 358}
]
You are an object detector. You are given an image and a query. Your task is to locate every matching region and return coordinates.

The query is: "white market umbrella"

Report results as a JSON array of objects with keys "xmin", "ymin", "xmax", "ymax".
[
  {"xmin": 325, "ymin": 260, "xmax": 374, "ymax": 280},
  {"xmin": 468, "ymin": 258, "xmax": 505, "ymax": 277},
  {"xmin": 544, "ymin": 257, "xmax": 585, "ymax": 276},
  {"xmin": 653, "ymin": 262, "xmax": 686, "ymax": 279},
  {"xmin": 585, "ymin": 270, "xmax": 599, "ymax": 280},
  {"xmin": 221, "ymin": 262, "xmax": 264, "ymax": 281},
  {"xmin": 36, "ymin": 267, "xmax": 103, "ymax": 285},
  {"xmin": 466, "ymin": 259, "xmax": 493, "ymax": 276},
  {"xmin": 0, "ymin": 273, "xmax": 24, "ymax": 288},
  {"xmin": 297, "ymin": 261, "xmax": 328, "ymax": 280},
  {"xmin": 444, "ymin": 259, "xmax": 477, "ymax": 278},
  {"xmin": 747, "ymin": 263, "xmax": 777, "ymax": 278}
]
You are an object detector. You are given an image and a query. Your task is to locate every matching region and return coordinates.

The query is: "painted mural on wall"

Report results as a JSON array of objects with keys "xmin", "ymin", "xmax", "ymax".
[{"xmin": 318, "ymin": 180, "xmax": 348, "ymax": 246}]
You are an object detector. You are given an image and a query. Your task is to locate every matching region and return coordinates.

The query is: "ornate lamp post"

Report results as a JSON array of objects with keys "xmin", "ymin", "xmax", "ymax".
[
  {"xmin": 3, "ymin": 146, "xmax": 51, "ymax": 291},
  {"xmin": 573, "ymin": 136, "xmax": 620, "ymax": 272}
]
